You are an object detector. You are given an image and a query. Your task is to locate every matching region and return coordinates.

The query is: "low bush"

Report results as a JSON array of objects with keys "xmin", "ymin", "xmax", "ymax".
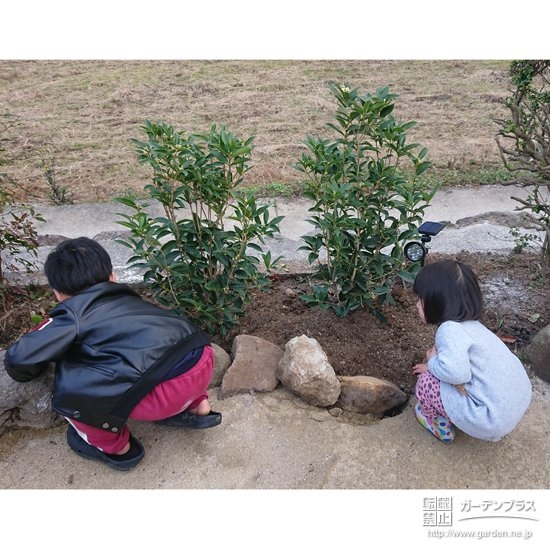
[
  {"xmin": 116, "ymin": 121, "xmax": 283, "ymax": 338},
  {"xmin": 296, "ymin": 84, "xmax": 439, "ymax": 317}
]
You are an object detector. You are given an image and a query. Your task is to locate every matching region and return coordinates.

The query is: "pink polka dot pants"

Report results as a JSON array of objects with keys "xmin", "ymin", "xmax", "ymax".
[{"xmin": 415, "ymin": 371, "xmax": 449, "ymax": 421}]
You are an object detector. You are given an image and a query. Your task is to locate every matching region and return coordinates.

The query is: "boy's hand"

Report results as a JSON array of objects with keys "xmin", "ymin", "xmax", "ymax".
[{"xmin": 413, "ymin": 362, "xmax": 429, "ymax": 375}]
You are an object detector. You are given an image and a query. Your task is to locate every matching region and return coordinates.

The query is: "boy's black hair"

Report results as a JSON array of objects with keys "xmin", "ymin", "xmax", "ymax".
[
  {"xmin": 44, "ymin": 237, "xmax": 113, "ymax": 295},
  {"xmin": 413, "ymin": 259, "xmax": 483, "ymax": 324}
]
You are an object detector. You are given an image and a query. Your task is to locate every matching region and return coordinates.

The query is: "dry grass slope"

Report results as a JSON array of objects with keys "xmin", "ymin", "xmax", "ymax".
[{"xmin": 0, "ymin": 60, "xmax": 511, "ymax": 204}]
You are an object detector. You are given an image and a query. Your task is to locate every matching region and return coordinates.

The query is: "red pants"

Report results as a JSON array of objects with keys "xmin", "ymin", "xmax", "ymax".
[{"xmin": 67, "ymin": 345, "xmax": 214, "ymax": 454}]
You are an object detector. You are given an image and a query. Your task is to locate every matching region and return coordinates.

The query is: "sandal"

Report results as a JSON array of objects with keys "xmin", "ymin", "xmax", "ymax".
[
  {"xmin": 414, "ymin": 403, "xmax": 455, "ymax": 443},
  {"xmin": 67, "ymin": 425, "xmax": 144, "ymax": 471},
  {"xmin": 154, "ymin": 410, "xmax": 222, "ymax": 429}
]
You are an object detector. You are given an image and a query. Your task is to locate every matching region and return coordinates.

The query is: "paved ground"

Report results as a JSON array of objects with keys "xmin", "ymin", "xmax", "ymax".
[
  {"xmin": 2, "ymin": 380, "xmax": 550, "ymax": 490},
  {"xmin": 20, "ymin": 183, "xmax": 546, "ymax": 283},
  {"xmin": 1, "ymin": 185, "xmax": 549, "ymax": 492}
]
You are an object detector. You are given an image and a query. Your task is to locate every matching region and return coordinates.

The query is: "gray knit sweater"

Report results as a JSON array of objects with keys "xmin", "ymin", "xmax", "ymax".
[{"xmin": 427, "ymin": 320, "xmax": 532, "ymax": 442}]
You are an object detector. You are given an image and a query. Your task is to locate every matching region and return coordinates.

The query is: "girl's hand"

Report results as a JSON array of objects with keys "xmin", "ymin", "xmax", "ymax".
[
  {"xmin": 426, "ymin": 345, "xmax": 437, "ymax": 360},
  {"xmin": 413, "ymin": 362, "xmax": 429, "ymax": 375}
]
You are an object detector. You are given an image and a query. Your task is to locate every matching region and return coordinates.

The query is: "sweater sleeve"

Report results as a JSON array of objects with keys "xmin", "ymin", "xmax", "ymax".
[
  {"xmin": 427, "ymin": 321, "xmax": 473, "ymax": 385},
  {"xmin": 4, "ymin": 304, "xmax": 77, "ymax": 382}
]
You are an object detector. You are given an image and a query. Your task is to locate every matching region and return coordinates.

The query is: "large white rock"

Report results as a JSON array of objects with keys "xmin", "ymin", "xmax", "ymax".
[{"xmin": 277, "ymin": 335, "xmax": 341, "ymax": 407}]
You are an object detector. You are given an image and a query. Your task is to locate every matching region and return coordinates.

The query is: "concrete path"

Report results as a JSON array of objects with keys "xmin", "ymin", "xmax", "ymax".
[
  {"xmin": 24, "ymin": 183, "xmax": 544, "ymax": 282},
  {"xmin": 1, "ymin": 184, "xmax": 549, "ymax": 493},
  {"xmin": 1, "ymin": 380, "xmax": 550, "ymax": 490}
]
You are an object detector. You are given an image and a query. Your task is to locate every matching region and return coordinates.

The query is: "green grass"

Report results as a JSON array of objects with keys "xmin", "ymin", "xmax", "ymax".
[
  {"xmin": 243, "ymin": 165, "xmax": 518, "ymax": 200},
  {"xmin": 419, "ymin": 165, "xmax": 517, "ymax": 188},
  {"xmin": 243, "ymin": 181, "xmax": 304, "ymax": 198}
]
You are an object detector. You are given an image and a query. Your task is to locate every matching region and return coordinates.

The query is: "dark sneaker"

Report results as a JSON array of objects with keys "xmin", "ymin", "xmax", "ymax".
[
  {"xmin": 66, "ymin": 425, "xmax": 144, "ymax": 471},
  {"xmin": 155, "ymin": 410, "xmax": 222, "ymax": 429}
]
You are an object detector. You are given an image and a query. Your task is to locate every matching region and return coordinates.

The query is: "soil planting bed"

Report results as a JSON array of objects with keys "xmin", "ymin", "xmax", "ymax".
[{"xmin": 2, "ymin": 251, "xmax": 548, "ymax": 397}]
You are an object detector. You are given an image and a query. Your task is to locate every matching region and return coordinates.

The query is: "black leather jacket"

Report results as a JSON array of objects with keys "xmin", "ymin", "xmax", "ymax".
[{"xmin": 4, "ymin": 282, "xmax": 209, "ymax": 432}]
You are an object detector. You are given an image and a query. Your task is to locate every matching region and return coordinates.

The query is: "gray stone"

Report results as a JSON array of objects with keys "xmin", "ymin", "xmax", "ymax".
[
  {"xmin": 220, "ymin": 335, "xmax": 283, "ymax": 398},
  {"xmin": 0, "ymin": 351, "xmax": 60, "ymax": 435},
  {"xmin": 524, "ymin": 324, "xmax": 550, "ymax": 383},
  {"xmin": 209, "ymin": 343, "xmax": 231, "ymax": 389},
  {"xmin": 277, "ymin": 335, "xmax": 341, "ymax": 407},
  {"xmin": 36, "ymin": 234, "xmax": 69, "ymax": 246},
  {"xmin": 337, "ymin": 375, "xmax": 408, "ymax": 418},
  {"xmin": 454, "ymin": 211, "xmax": 539, "ymax": 230}
]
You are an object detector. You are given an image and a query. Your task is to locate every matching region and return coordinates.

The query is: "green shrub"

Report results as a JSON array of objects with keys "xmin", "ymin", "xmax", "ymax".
[
  {"xmin": 116, "ymin": 121, "xmax": 283, "ymax": 338},
  {"xmin": 296, "ymin": 84, "xmax": 439, "ymax": 317}
]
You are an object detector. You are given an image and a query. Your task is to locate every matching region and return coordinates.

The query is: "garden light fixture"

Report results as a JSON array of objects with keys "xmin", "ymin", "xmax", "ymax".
[{"xmin": 404, "ymin": 221, "xmax": 445, "ymax": 266}]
